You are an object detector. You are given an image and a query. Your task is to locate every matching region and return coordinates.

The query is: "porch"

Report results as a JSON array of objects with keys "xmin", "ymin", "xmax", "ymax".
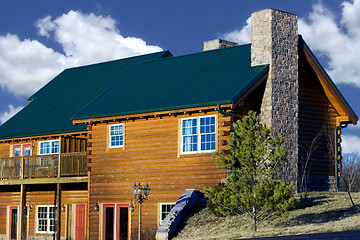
[{"xmin": 0, "ymin": 152, "xmax": 87, "ymax": 185}]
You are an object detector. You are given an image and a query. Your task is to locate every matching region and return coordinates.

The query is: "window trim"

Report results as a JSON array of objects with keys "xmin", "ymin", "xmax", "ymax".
[
  {"xmin": 159, "ymin": 203, "xmax": 176, "ymax": 224},
  {"xmin": 38, "ymin": 140, "xmax": 59, "ymax": 155},
  {"xmin": 36, "ymin": 205, "xmax": 57, "ymax": 234},
  {"xmin": 10, "ymin": 143, "xmax": 32, "ymax": 157},
  {"xmin": 108, "ymin": 123, "xmax": 124, "ymax": 149},
  {"xmin": 180, "ymin": 115, "xmax": 217, "ymax": 155},
  {"xmin": 180, "ymin": 117, "xmax": 198, "ymax": 154}
]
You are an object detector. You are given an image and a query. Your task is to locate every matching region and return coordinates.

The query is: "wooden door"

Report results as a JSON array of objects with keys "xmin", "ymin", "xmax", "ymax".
[
  {"xmin": 116, "ymin": 205, "xmax": 129, "ymax": 240},
  {"xmin": 102, "ymin": 204, "xmax": 129, "ymax": 240},
  {"xmin": 9, "ymin": 206, "xmax": 18, "ymax": 240},
  {"xmin": 75, "ymin": 204, "xmax": 86, "ymax": 240}
]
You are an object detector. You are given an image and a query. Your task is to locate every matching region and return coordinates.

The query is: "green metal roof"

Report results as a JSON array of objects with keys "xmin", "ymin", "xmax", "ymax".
[
  {"xmin": 0, "ymin": 44, "xmax": 268, "ymax": 140},
  {"xmin": 72, "ymin": 44, "xmax": 269, "ymax": 120},
  {"xmin": 0, "ymin": 51, "xmax": 170, "ymax": 140}
]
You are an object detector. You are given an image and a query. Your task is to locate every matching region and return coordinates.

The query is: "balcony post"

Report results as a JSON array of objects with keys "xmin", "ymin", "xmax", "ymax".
[
  {"xmin": 21, "ymin": 157, "xmax": 25, "ymax": 179},
  {"xmin": 58, "ymin": 137, "xmax": 62, "ymax": 178}
]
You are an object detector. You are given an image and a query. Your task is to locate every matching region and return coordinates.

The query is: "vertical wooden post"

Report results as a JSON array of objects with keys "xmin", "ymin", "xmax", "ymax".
[
  {"xmin": 21, "ymin": 156, "xmax": 25, "ymax": 179},
  {"xmin": 58, "ymin": 137, "xmax": 62, "ymax": 178},
  {"xmin": 19, "ymin": 184, "xmax": 26, "ymax": 240},
  {"xmin": 56, "ymin": 183, "xmax": 62, "ymax": 240}
]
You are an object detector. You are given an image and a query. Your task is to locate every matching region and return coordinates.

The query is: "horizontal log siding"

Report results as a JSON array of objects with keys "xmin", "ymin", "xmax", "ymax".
[
  {"xmin": 0, "ymin": 192, "xmax": 20, "ymax": 235},
  {"xmin": 298, "ymin": 51, "xmax": 338, "ymax": 182},
  {"xmin": 0, "ymin": 190, "xmax": 87, "ymax": 238},
  {"xmin": 88, "ymin": 111, "xmax": 230, "ymax": 239}
]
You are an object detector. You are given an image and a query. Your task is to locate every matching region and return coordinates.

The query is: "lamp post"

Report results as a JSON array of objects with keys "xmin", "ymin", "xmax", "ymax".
[{"xmin": 131, "ymin": 182, "xmax": 150, "ymax": 240}]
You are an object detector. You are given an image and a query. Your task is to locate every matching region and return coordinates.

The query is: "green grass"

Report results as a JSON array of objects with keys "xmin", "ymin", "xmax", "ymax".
[{"xmin": 172, "ymin": 192, "xmax": 360, "ymax": 240}]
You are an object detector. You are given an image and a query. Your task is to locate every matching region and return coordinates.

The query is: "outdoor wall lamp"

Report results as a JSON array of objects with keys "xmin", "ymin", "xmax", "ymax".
[
  {"xmin": 61, "ymin": 204, "xmax": 66, "ymax": 211},
  {"xmin": 27, "ymin": 205, "xmax": 32, "ymax": 212},
  {"xmin": 94, "ymin": 202, "xmax": 99, "ymax": 211},
  {"xmin": 129, "ymin": 200, "xmax": 135, "ymax": 212},
  {"xmin": 131, "ymin": 182, "xmax": 150, "ymax": 240}
]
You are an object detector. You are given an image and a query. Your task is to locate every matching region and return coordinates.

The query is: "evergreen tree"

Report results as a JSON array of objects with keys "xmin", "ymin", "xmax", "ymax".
[{"xmin": 205, "ymin": 110, "xmax": 295, "ymax": 231}]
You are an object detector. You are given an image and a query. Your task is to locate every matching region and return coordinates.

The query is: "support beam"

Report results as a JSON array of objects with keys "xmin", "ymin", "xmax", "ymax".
[
  {"xmin": 56, "ymin": 183, "xmax": 62, "ymax": 240},
  {"xmin": 19, "ymin": 184, "xmax": 26, "ymax": 240}
]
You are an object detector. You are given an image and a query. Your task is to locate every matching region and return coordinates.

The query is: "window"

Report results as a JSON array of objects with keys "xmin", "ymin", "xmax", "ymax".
[
  {"xmin": 181, "ymin": 115, "xmax": 216, "ymax": 154},
  {"xmin": 39, "ymin": 140, "xmax": 59, "ymax": 155},
  {"xmin": 109, "ymin": 124, "xmax": 124, "ymax": 148},
  {"xmin": 11, "ymin": 144, "xmax": 32, "ymax": 157},
  {"xmin": 37, "ymin": 205, "xmax": 57, "ymax": 233},
  {"xmin": 159, "ymin": 203, "xmax": 176, "ymax": 223}
]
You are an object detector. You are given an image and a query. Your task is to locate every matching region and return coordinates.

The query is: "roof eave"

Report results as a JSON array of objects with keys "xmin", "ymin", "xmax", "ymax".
[
  {"xmin": 299, "ymin": 36, "xmax": 358, "ymax": 125},
  {"xmin": 72, "ymin": 101, "xmax": 233, "ymax": 125}
]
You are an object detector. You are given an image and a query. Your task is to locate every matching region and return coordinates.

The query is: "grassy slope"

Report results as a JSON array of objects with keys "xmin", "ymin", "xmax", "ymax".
[{"xmin": 173, "ymin": 192, "xmax": 360, "ymax": 240}]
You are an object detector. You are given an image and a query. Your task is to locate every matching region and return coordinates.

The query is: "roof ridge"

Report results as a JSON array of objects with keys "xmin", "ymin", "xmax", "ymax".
[
  {"xmin": 66, "ymin": 50, "xmax": 171, "ymax": 70},
  {"xmin": 138, "ymin": 43, "xmax": 251, "ymax": 64}
]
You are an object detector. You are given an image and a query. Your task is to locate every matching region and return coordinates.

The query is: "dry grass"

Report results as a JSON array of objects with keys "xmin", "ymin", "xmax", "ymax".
[{"xmin": 172, "ymin": 192, "xmax": 360, "ymax": 240}]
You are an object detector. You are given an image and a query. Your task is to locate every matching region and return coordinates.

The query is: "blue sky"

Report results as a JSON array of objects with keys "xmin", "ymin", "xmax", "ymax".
[{"xmin": 0, "ymin": 0, "xmax": 359, "ymax": 153}]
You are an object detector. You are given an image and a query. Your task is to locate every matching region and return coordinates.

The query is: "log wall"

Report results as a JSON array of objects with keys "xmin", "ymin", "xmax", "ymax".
[
  {"xmin": 87, "ymin": 110, "xmax": 231, "ymax": 239},
  {"xmin": 298, "ymin": 50, "xmax": 338, "ymax": 191}
]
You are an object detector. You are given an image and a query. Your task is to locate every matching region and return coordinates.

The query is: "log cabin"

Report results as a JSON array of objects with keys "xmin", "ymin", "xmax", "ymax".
[{"xmin": 0, "ymin": 8, "xmax": 357, "ymax": 240}]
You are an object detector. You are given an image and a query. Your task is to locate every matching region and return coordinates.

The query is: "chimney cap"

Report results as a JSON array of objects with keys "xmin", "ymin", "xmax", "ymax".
[{"xmin": 203, "ymin": 39, "xmax": 238, "ymax": 51}]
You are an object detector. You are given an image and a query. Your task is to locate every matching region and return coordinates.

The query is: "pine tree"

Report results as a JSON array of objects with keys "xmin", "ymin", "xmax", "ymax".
[{"xmin": 205, "ymin": 110, "xmax": 295, "ymax": 231}]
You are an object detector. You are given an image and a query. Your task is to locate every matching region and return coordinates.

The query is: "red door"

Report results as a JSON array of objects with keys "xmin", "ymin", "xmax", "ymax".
[{"xmin": 75, "ymin": 204, "xmax": 86, "ymax": 240}]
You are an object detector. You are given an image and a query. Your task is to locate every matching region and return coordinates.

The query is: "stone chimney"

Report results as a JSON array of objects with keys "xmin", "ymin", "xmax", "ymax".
[
  {"xmin": 251, "ymin": 9, "xmax": 299, "ymax": 185},
  {"xmin": 203, "ymin": 39, "xmax": 238, "ymax": 51}
]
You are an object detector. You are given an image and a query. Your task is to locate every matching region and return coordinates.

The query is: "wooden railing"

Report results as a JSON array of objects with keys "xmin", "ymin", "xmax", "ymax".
[{"xmin": 0, "ymin": 152, "xmax": 87, "ymax": 179}]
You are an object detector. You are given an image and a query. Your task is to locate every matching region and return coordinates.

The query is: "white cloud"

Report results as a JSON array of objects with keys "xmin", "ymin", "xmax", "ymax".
[
  {"xmin": 0, "ymin": 10, "xmax": 163, "ymax": 97},
  {"xmin": 0, "ymin": 105, "xmax": 23, "ymax": 124},
  {"xmin": 342, "ymin": 134, "xmax": 360, "ymax": 153},
  {"xmin": 347, "ymin": 121, "xmax": 360, "ymax": 130},
  {"xmin": 221, "ymin": 17, "xmax": 251, "ymax": 44},
  {"xmin": 221, "ymin": 1, "xmax": 360, "ymax": 88},
  {"xmin": 298, "ymin": 0, "xmax": 360, "ymax": 88},
  {"xmin": 0, "ymin": 34, "xmax": 66, "ymax": 96}
]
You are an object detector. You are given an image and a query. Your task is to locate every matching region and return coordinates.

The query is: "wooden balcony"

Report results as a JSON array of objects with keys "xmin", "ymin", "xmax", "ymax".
[{"xmin": 0, "ymin": 152, "xmax": 87, "ymax": 185}]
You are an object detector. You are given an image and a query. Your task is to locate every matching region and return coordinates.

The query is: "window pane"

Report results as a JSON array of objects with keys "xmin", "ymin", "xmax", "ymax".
[
  {"xmin": 14, "ymin": 147, "xmax": 21, "ymax": 157},
  {"xmin": 200, "ymin": 116, "xmax": 216, "ymax": 151},
  {"xmin": 24, "ymin": 146, "xmax": 31, "ymax": 156},
  {"xmin": 37, "ymin": 206, "xmax": 48, "ymax": 232},
  {"xmin": 51, "ymin": 140, "xmax": 59, "ymax": 154},
  {"xmin": 182, "ymin": 118, "xmax": 197, "ymax": 153},
  {"xmin": 160, "ymin": 203, "xmax": 176, "ymax": 222},
  {"xmin": 109, "ymin": 124, "xmax": 124, "ymax": 147},
  {"xmin": 40, "ymin": 142, "xmax": 50, "ymax": 155},
  {"xmin": 49, "ymin": 206, "xmax": 57, "ymax": 232}
]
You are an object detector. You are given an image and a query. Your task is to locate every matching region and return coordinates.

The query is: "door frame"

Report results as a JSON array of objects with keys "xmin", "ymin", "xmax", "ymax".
[
  {"xmin": 101, "ymin": 203, "xmax": 130, "ymax": 240},
  {"xmin": 8, "ymin": 206, "xmax": 19, "ymax": 240}
]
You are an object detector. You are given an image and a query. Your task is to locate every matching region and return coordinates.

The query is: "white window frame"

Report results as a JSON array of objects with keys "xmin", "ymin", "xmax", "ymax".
[
  {"xmin": 39, "ymin": 140, "xmax": 59, "ymax": 155},
  {"xmin": 36, "ymin": 205, "xmax": 57, "ymax": 234},
  {"xmin": 109, "ymin": 124, "xmax": 124, "ymax": 149},
  {"xmin": 180, "ymin": 115, "xmax": 216, "ymax": 154},
  {"xmin": 159, "ymin": 203, "xmax": 176, "ymax": 224}
]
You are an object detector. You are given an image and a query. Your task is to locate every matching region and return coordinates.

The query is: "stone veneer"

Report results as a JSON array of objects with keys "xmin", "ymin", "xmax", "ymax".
[
  {"xmin": 203, "ymin": 39, "xmax": 238, "ymax": 51},
  {"xmin": 251, "ymin": 9, "xmax": 299, "ymax": 186}
]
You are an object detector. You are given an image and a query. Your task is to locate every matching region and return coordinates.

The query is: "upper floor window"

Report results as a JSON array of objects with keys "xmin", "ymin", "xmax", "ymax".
[
  {"xmin": 181, "ymin": 115, "xmax": 216, "ymax": 154},
  {"xmin": 11, "ymin": 143, "xmax": 32, "ymax": 157},
  {"xmin": 109, "ymin": 124, "xmax": 124, "ymax": 148},
  {"xmin": 39, "ymin": 140, "xmax": 59, "ymax": 155}
]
